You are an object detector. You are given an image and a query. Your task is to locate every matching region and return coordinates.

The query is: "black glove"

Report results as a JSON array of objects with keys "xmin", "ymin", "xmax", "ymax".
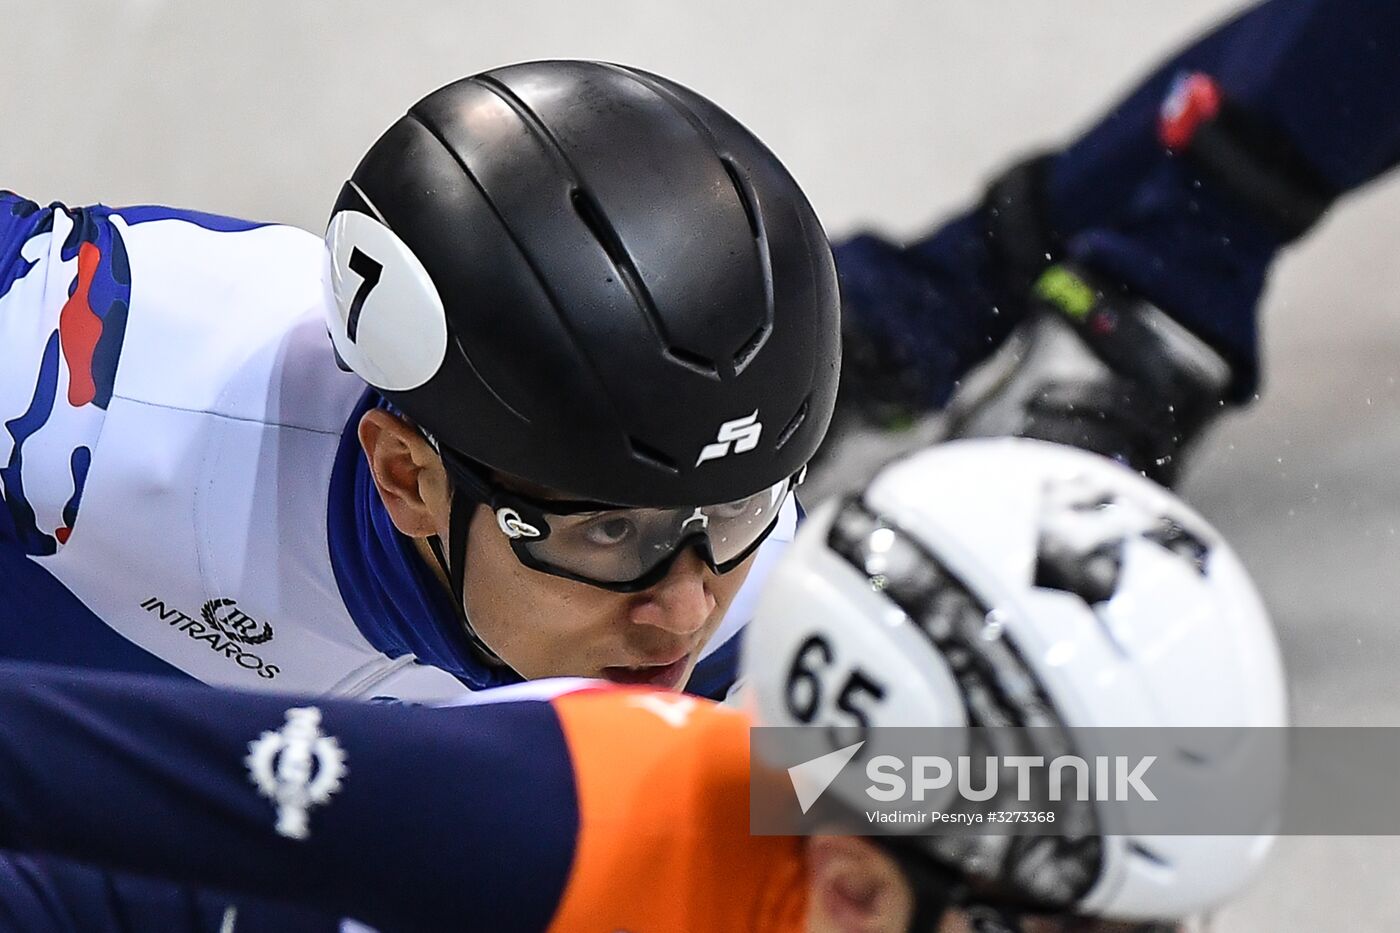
[
  {"xmin": 816, "ymin": 155, "xmax": 1064, "ymax": 476},
  {"xmin": 946, "ymin": 264, "xmax": 1233, "ymax": 487}
]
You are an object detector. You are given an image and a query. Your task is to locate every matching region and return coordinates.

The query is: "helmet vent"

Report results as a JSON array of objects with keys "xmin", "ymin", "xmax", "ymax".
[
  {"xmin": 773, "ymin": 396, "xmax": 809, "ymax": 451},
  {"xmin": 665, "ymin": 346, "xmax": 719, "ymax": 378},
  {"xmin": 571, "ymin": 186, "xmax": 631, "ymax": 270},
  {"xmin": 572, "ymin": 186, "xmax": 725, "ymax": 380},
  {"xmin": 721, "ymin": 157, "xmax": 761, "ymax": 240},
  {"xmin": 719, "ymin": 156, "xmax": 776, "ymax": 364},
  {"xmin": 627, "ymin": 436, "xmax": 681, "ymax": 474},
  {"xmin": 732, "ymin": 322, "xmax": 771, "ymax": 374},
  {"xmin": 570, "ymin": 186, "xmax": 681, "ymax": 352}
]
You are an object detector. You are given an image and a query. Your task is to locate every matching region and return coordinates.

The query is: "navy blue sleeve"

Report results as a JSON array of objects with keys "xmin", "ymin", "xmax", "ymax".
[
  {"xmin": 836, "ymin": 0, "xmax": 1400, "ymax": 408},
  {"xmin": 0, "ymin": 854, "xmax": 343, "ymax": 933},
  {"xmin": 1050, "ymin": 0, "xmax": 1400, "ymax": 224},
  {"xmin": 0, "ymin": 663, "xmax": 581, "ymax": 933},
  {"xmin": 1048, "ymin": 0, "xmax": 1400, "ymax": 395}
]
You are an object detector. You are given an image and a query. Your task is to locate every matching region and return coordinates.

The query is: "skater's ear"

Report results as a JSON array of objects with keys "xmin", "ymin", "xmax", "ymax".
[
  {"xmin": 805, "ymin": 836, "xmax": 915, "ymax": 933},
  {"xmin": 358, "ymin": 407, "xmax": 451, "ymax": 539}
]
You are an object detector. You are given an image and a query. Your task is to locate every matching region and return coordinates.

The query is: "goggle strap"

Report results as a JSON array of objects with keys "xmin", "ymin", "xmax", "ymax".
[
  {"xmin": 427, "ymin": 487, "xmax": 511, "ymax": 670},
  {"xmin": 426, "ymin": 532, "xmax": 451, "ymax": 585},
  {"xmin": 446, "ymin": 493, "xmax": 471, "ymax": 617},
  {"xmin": 452, "ymin": 491, "xmax": 510, "ymax": 667}
]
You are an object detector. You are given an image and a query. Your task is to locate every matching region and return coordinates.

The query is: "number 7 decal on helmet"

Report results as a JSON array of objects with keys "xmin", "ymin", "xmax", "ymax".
[{"xmin": 344, "ymin": 247, "xmax": 383, "ymax": 343}]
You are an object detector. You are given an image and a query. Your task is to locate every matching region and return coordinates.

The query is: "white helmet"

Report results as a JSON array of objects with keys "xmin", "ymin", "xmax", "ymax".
[{"xmin": 745, "ymin": 437, "xmax": 1288, "ymax": 922}]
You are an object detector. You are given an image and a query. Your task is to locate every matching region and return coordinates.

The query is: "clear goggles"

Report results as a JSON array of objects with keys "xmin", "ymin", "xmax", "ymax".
[{"xmin": 437, "ymin": 444, "xmax": 802, "ymax": 592}]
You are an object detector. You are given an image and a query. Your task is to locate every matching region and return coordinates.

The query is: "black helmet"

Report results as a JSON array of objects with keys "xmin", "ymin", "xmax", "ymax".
[{"xmin": 326, "ymin": 60, "xmax": 839, "ymax": 508}]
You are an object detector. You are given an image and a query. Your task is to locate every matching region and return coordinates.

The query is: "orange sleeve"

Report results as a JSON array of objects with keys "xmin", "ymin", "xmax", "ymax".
[{"xmin": 545, "ymin": 688, "xmax": 806, "ymax": 933}]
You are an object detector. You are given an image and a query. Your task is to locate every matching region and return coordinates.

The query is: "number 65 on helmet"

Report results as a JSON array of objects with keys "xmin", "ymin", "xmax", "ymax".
[{"xmin": 745, "ymin": 437, "xmax": 1288, "ymax": 922}]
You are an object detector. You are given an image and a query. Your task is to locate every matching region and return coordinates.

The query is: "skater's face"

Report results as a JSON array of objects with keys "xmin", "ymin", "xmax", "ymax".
[
  {"xmin": 360, "ymin": 407, "xmax": 755, "ymax": 687},
  {"xmin": 460, "ymin": 493, "xmax": 754, "ymax": 687}
]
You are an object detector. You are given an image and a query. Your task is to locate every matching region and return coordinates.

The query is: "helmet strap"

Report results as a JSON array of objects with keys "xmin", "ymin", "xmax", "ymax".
[{"xmin": 426, "ymin": 489, "xmax": 512, "ymax": 670}]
